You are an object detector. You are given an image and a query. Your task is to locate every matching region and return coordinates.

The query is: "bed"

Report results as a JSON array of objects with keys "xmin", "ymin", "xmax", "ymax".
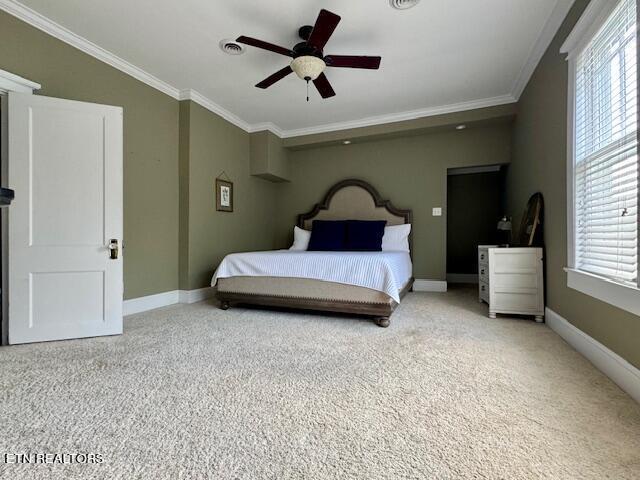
[{"xmin": 212, "ymin": 179, "xmax": 414, "ymax": 327}]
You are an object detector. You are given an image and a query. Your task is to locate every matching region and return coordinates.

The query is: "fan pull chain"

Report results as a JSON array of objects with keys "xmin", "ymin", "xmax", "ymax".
[{"xmin": 306, "ymin": 79, "xmax": 310, "ymax": 102}]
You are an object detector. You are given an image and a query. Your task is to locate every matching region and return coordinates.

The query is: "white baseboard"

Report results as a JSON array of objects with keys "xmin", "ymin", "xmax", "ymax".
[
  {"xmin": 178, "ymin": 287, "xmax": 215, "ymax": 304},
  {"xmin": 545, "ymin": 307, "xmax": 640, "ymax": 404},
  {"xmin": 124, "ymin": 287, "xmax": 215, "ymax": 316},
  {"xmin": 123, "ymin": 290, "xmax": 180, "ymax": 316},
  {"xmin": 413, "ymin": 279, "xmax": 448, "ymax": 292},
  {"xmin": 446, "ymin": 274, "xmax": 478, "ymax": 284}
]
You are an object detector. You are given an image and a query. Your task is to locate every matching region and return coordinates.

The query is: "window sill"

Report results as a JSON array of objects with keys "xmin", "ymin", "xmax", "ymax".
[{"xmin": 565, "ymin": 268, "xmax": 640, "ymax": 317}]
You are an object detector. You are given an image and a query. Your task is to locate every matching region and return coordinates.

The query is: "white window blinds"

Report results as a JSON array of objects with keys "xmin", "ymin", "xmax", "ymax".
[{"xmin": 574, "ymin": 0, "xmax": 638, "ymax": 287}]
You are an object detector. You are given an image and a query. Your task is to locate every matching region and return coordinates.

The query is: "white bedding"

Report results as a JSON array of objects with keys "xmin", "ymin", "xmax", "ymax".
[{"xmin": 211, "ymin": 251, "xmax": 413, "ymax": 303}]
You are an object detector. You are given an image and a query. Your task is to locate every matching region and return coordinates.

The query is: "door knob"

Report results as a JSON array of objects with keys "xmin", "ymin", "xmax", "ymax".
[{"xmin": 108, "ymin": 239, "xmax": 119, "ymax": 259}]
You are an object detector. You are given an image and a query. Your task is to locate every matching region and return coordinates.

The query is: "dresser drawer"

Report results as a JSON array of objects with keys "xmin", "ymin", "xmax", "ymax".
[
  {"xmin": 478, "ymin": 264, "xmax": 489, "ymax": 283},
  {"xmin": 479, "ymin": 281, "xmax": 489, "ymax": 303},
  {"xmin": 489, "ymin": 249, "xmax": 541, "ymax": 272},
  {"xmin": 492, "ymin": 291, "xmax": 542, "ymax": 313},
  {"xmin": 492, "ymin": 272, "xmax": 538, "ymax": 290}
]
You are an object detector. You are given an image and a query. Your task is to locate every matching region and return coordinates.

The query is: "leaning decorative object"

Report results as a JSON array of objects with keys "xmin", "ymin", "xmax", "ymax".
[{"xmin": 517, "ymin": 192, "xmax": 544, "ymax": 247}]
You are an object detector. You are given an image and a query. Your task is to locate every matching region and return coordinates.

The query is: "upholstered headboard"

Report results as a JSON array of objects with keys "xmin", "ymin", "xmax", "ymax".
[{"xmin": 297, "ymin": 179, "xmax": 413, "ymax": 251}]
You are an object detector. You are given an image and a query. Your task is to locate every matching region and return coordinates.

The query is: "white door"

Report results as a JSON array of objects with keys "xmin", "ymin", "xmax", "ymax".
[{"xmin": 5, "ymin": 92, "xmax": 123, "ymax": 344}]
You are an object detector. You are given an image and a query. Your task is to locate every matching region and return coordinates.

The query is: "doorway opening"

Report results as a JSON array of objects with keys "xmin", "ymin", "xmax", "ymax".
[{"xmin": 446, "ymin": 165, "xmax": 507, "ymax": 284}]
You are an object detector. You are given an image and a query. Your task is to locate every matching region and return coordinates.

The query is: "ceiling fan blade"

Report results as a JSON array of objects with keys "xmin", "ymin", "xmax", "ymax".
[
  {"xmin": 236, "ymin": 36, "xmax": 294, "ymax": 57},
  {"xmin": 307, "ymin": 9, "xmax": 341, "ymax": 51},
  {"xmin": 313, "ymin": 73, "xmax": 336, "ymax": 99},
  {"xmin": 256, "ymin": 66, "xmax": 293, "ymax": 89},
  {"xmin": 325, "ymin": 55, "xmax": 381, "ymax": 69}
]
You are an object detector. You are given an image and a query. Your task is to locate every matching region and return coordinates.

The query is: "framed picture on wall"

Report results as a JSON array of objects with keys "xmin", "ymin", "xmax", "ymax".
[{"xmin": 216, "ymin": 179, "xmax": 233, "ymax": 212}]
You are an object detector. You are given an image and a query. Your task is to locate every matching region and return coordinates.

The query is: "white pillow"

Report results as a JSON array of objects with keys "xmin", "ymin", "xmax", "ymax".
[
  {"xmin": 289, "ymin": 226, "xmax": 311, "ymax": 251},
  {"xmin": 382, "ymin": 224, "xmax": 411, "ymax": 252}
]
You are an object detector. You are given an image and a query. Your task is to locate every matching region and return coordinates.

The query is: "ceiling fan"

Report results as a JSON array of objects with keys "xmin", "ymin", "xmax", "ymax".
[{"xmin": 236, "ymin": 9, "xmax": 381, "ymax": 100}]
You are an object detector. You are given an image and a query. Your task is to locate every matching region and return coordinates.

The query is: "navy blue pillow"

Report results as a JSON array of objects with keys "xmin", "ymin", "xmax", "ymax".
[
  {"xmin": 346, "ymin": 220, "xmax": 387, "ymax": 251},
  {"xmin": 307, "ymin": 220, "xmax": 348, "ymax": 251}
]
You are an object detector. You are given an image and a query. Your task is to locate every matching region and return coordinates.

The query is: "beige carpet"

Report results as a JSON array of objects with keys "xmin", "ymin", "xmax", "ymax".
[{"xmin": 1, "ymin": 287, "xmax": 639, "ymax": 479}]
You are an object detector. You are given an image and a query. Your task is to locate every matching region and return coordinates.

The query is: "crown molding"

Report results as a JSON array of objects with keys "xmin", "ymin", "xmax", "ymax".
[
  {"xmin": 1, "ymin": 0, "xmax": 572, "ymax": 139},
  {"xmin": 248, "ymin": 122, "xmax": 285, "ymax": 137},
  {"xmin": 0, "ymin": 0, "xmax": 180, "ymax": 99},
  {"xmin": 178, "ymin": 89, "xmax": 253, "ymax": 132},
  {"xmin": 512, "ymin": 0, "xmax": 576, "ymax": 98},
  {"xmin": 277, "ymin": 94, "xmax": 517, "ymax": 138}
]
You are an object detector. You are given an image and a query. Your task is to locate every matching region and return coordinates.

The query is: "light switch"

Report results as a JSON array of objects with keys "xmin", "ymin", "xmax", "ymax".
[{"xmin": 432, "ymin": 207, "xmax": 442, "ymax": 217}]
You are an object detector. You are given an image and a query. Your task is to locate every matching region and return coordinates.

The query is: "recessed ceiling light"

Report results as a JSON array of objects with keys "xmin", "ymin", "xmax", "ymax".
[
  {"xmin": 456, "ymin": 125, "xmax": 467, "ymax": 130},
  {"xmin": 219, "ymin": 39, "xmax": 245, "ymax": 55},
  {"xmin": 390, "ymin": 0, "xmax": 421, "ymax": 10},
  {"xmin": 343, "ymin": 140, "xmax": 352, "ymax": 145}
]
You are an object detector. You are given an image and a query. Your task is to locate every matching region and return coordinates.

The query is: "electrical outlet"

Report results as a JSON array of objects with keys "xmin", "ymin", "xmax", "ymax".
[{"xmin": 432, "ymin": 207, "xmax": 442, "ymax": 217}]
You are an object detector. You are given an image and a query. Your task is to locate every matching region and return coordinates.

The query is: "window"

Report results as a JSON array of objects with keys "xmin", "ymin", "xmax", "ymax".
[
  {"xmin": 562, "ymin": 0, "xmax": 640, "ymax": 315},
  {"xmin": 575, "ymin": 0, "xmax": 637, "ymax": 287}
]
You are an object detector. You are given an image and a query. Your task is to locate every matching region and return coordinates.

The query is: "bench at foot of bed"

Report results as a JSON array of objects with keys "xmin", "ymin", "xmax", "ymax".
[
  {"xmin": 216, "ymin": 296, "xmax": 398, "ymax": 328},
  {"xmin": 214, "ymin": 277, "xmax": 412, "ymax": 328}
]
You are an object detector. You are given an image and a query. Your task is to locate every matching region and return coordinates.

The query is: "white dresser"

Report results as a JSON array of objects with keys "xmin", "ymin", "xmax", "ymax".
[{"xmin": 478, "ymin": 246, "xmax": 544, "ymax": 322}]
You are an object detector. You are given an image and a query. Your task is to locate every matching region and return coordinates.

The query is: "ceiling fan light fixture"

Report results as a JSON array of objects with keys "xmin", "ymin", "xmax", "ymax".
[
  {"xmin": 291, "ymin": 56, "xmax": 326, "ymax": 81},
  {"xmin": 237, "ymin": 9, "xmax": 380, "ymax": 99}
]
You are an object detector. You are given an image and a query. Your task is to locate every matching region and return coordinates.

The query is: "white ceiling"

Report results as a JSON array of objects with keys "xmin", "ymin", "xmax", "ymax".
[{"xmin": 3, "ymin": 0, "xmax": 573, "ymax": 136}]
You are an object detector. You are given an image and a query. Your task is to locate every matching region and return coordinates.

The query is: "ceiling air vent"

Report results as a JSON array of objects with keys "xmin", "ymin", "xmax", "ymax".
[
  {"xmin": 219, "ymin": 39, "xmax": 245, "ymax": 55},
  {"xmin": 390, "ymin": 0, "xmax": 421, "ymax": 10}
]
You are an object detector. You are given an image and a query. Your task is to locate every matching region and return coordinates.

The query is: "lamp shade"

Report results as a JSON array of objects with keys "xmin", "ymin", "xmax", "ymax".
[
  {"xmin": 497, "ymin": 216, "xmax": 512, "ymax": 231},
  {"xmin": 290, "ymin": 56, "xmax": 326, "ymax": 81}
]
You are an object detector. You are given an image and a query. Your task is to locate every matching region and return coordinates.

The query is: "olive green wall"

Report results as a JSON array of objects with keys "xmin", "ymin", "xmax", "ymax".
[
  {"xmin": 250, "ymin": 132, "xmax": 270, "ymax": 179},
  {"xmin": 250, "ymin": 131, "xmax": 290, "ymax": 182},
  {"xmin": 0, "ymin": 11, "xmax": 179, "ymax": 300},
  {"xmin": 276, "ymin": 124, "xmax": 512, "ymax": 280},
  {"xmin": 178, "ymin": 101, "xmax": 191, "ymax": 291},
  {"xmin": 266, "ymin": 132, "xmax": 289, "ymax": 181},
  {"xmin": 179, "ymin": 101, "xmax": 279, "ymax": 290},
  {"xmin": 506, "ymin": 0, "xmax": 640, "ymax": 369}
]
